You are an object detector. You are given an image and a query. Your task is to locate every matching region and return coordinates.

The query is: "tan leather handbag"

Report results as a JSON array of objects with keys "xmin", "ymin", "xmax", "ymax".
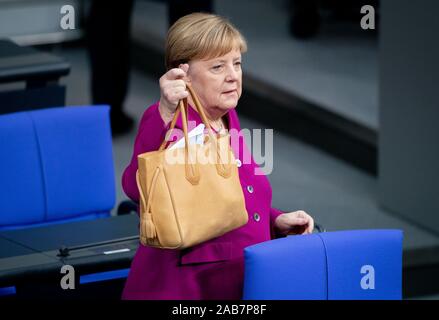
[{"xmin": 136, "ymin": 84, "xmax": 248, "ymax": 249}]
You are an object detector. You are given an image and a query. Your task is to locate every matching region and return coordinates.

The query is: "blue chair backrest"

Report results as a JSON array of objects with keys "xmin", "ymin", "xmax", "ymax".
[
  {"xmin": 0, "ymin": 106, "xmax": 115, "ymax": 230},
  {"xmin": 243, "ymin": 229, "xmax": 403, "ymax": 300}
]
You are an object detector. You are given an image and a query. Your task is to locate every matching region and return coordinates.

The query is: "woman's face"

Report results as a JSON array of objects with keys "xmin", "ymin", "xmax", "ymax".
[{"xmin": 186, "ymin": 48, "xmax": 242, "ymax": 119}]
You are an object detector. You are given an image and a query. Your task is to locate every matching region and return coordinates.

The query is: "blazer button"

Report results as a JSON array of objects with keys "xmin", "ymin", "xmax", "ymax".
[
  {"xmin": 236, "ymin": 159, "xmax": 242, "ymax": 168},
  {"xmin": 253, "ymin": 213, "xmax": 261, "ymax": 222},
  {"xmin": 247, "ymin": 185, "xmax": 254, "ymax": 193}
]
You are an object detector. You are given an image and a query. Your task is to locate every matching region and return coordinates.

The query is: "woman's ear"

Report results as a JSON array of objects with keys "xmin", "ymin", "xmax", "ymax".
[{"xmin": 179, "ymin": 63, "xmax": 191, "ymax": 83}]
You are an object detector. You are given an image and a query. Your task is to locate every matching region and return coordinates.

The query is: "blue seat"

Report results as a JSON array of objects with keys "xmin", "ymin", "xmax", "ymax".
[
  {"xmin": 243, "ymin": 229, "xmax": 403, "ymax": 300},
  {"xmin": 0, "ymin": 106, "xmax": 115, "ymax": 230}
]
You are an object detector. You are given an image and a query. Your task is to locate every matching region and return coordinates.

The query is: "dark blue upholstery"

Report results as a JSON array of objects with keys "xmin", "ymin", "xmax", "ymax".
[
  {"xmin": 0, "ymin": 106, "xmax": 115, "ymax": 230},
  {"xmin": 243, "ymin": 231, "xmax": 328, "ymax": 300},
  {"xmin": 0, "ymin": 111, "xmax": 45, "ymax": 226},
  {"xmin": 243, "ymin": 229, "xmax": 403, "ymax": 300}
]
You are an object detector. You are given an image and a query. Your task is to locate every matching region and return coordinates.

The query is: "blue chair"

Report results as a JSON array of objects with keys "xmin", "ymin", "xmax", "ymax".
[
  {"xmin": 243, "ymin": 229, "xmax": 403, "ymax": 300},
  {"xmin": 0, "ymin": 106, "xmax": 115, "ymax": 230}
]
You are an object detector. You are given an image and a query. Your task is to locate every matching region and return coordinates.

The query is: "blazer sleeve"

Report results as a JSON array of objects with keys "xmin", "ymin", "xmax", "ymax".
[
  {"xmin": 122, "ymin": 102, "xmax": 170, "ymax": 203},
  {"xmin": 270, "ymin": 207, "xmax": 285, "ymax": 239}
]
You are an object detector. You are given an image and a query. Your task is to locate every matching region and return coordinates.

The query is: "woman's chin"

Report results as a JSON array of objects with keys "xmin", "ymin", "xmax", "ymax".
[{"xmin": 221, "ymin": 98, "xmax": 239, "ymax": 110}]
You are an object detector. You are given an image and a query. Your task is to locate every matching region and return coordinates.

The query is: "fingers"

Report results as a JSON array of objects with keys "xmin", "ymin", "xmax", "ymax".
[
  {"xmin": 165, "ymin": 67, "xmax": 187, "ymax": 80},
  {"xmin": 169, "ymin": 79, "xmax": 186, "ymax": 87},
  {"xmin": 287, "ymin": 210, "xmax": 315, "ymax": 235},
  {"xmin": 296, "ymin": 210, "xmax": 314, "ymax": 234},
  {"xmin": 171, "ymin": 88, "xmax": 189, "ymax": 101},
  {"xmin": 163, "ymin": 64, "xmax": 189, "ymax": 81},
  {"xmin": 169, "ymin": 80, "xmax": 187, "ymax": 95},
  {"xmin": 159, "ymin": 66, "xmax": 190, "ymax": 112},
  {"xmin": 163, "ymin": 88, "xmax": 188, "ymax": 105},
  {"xmin": 289, "ymin": 215, "xmax": 308, "ymax": 226},
  {"xmin": 307, "ymin": 216, "xmax": 315, "ymax": 234}
]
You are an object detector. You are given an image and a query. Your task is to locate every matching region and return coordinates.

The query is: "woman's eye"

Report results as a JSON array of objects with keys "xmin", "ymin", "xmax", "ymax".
[{"xmin": 212, "ymin": 65, "xmax": 223, "ymax": 71}]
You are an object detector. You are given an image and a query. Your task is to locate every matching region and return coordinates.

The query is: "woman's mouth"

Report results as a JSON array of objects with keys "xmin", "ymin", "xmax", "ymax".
[{"xmin": 222, "ymin": 90, "xmax": 237, "ymax": 95}]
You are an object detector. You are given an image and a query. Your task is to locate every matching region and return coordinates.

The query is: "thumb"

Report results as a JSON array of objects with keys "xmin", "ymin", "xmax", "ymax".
[
  {"xmin": 179, "ymin": 63, "xmax": 189, "ymax": 74},
  {"xmin": 290, "ymin": 216, "xmax": 308, "ymax": 225}
]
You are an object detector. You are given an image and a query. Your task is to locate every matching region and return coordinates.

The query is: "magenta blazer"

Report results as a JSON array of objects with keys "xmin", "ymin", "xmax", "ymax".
[{"xmin": 121, "ymin": 102, "xmax": 284, "ymax": 300}]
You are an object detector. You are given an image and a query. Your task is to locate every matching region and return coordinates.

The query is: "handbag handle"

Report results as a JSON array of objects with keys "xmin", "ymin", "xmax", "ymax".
[{"xmin": 158, "ymin": 84, "xmax": 232, "ymax": 183}]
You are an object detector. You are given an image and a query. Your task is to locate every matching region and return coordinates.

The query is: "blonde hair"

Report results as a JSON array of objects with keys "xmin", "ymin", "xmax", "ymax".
[{"xmin": 165, "ymin": 13, "xmax": 247, "ymax": 70}]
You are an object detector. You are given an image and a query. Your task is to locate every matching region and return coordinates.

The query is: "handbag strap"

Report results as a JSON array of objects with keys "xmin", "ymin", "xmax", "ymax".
[
  {"xmin": 158, "ymin": 84, "xmax": 232, "ymax": 181},
  {"xmin": 159, "ymin": 84, "xmax": 214, "ymax": 150}
]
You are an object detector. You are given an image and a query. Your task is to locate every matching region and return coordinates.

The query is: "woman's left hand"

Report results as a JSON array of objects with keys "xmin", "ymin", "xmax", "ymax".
[{"xmin": 274, "ymin": 210, "xmax": 315, "ymax": 236}]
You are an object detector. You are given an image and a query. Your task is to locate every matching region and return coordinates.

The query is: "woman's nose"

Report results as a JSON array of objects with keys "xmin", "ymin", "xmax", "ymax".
[{"xmin": 225, "ymin": 65, "xmax": 239, "ymax": 82}]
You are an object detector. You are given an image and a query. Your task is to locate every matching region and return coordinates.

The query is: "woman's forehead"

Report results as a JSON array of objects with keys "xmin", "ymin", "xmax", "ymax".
[{"xmin": 203, "ymin": 49, "xmax": 242, "ymax": 62}]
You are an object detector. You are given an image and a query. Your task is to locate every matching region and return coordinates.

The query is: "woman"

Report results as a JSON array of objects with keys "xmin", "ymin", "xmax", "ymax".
[{"xmin": 122, "ymin": 13, "xmax": 315, "ymax": 300}]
